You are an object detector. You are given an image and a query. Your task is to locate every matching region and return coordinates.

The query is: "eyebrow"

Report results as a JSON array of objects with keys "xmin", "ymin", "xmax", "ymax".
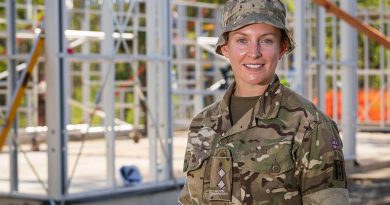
[{"xmin": 231, "ymin": 32, "xmax": 277, "ymax": 37}]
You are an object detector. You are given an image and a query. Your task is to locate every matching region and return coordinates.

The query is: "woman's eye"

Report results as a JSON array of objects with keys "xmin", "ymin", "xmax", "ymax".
[
  {"xmin": 260, "ymin": 39, "xmax": 274, "ymax": 45},
  {"xmin": 237, "ymin": 38, "xmax": 247, "ymax": 44}
]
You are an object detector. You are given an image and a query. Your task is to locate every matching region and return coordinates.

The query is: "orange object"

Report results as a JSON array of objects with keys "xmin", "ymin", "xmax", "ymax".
[
  {"xmin": 0, "ymin": 29, "xmax": 45, "ymax": 151},
  {"xmin": 323, "ymin": 89, "xmax": 389, "ymax": 122}
]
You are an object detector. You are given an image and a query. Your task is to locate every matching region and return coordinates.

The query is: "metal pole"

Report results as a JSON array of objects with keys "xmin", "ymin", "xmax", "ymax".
[
  {"xmin": 82, "ymin": 0, "xmax": 91, "ymax": 123},
  {"xmin": 379, "ymin": 0, "xmax": 385, "ymax": 127},
  {"xmin": 6, "ymin": 0, "xmax": 18, "ymax": 192},
  {"xmin": 314, "ymin": 0, "xmax": 390, "ymax": 50},
  {"xmin": 316, "ymin": 4, "xmax": 326, "ymax": 112},
  {"xmin": 132, "ymin": 2, "xmax": 140, "ymax": 135},
  {"xmin": 387, "ymin": 5, "xmax": 390, "ymax": 124},
  {"xmin": 331, "ymin": 16, "xmax": 338, "ymax": 122},
  {"xmin": 363, "ymin": 11, "xmax": 369, "ymax": 123},
  {"xmin": 340, "ymin": 0, "xmax": 357, "ymax": 162},
  {"xmin": 45, "ymin": 0, "xmax": 68, "ymax": 199},
  {"xmin": 293, "ymin": 0, "xmax": 306, "ymax": 96},
  {"xmin": 194, "ymin": 8, "xmax": 204, "ymax": 114},
  {"xmin": 146, "ymin": 0, "xmax": 159, "ymax": 181},
  {"xmin": 176, "ymin": 5, "xmax": 187, "ymax": 122},
  {"xmin": 157, "ymin": 0, "xmax": 173, "ymax": 181},
  {"xmin": 101, "ymin": 0, "xmax": 116, "ymax": 187},
  {"xmin": 307, "ymin": 5, "xmax": 313, "ymax": 102}
]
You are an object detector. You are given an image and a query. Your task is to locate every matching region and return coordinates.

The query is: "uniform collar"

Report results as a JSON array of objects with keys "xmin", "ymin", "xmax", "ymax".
[
  {"xmin": 218, "ymin": 75, "xmax": 283, "ymax": 120},
  {"xmin": 204, "ymin": 75, "xmax": 283, "ymax": 137},
  {"xmin": 254, "ymin": 75, "xmax": 283, "ymax": 120},
  {"xmin": 205, "ymin": 75, "xmax": 283, "ymax": 137}
]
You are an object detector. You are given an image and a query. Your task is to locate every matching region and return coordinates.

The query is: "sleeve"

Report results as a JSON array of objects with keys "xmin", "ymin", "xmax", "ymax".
[
  {"xmin": 295, "ymin": 119, "xmax": 350, "ymax": 205},
  {"xmin": 178, "ymin": 129, "xmax": 197, "ymax": 205},
  {"xmin": 178, "ymin": 179, "xmax": 191, "ymax": 204},
  {"xmin": 177, "ymin": 111, "xmax": 214, "ymax": 204}
]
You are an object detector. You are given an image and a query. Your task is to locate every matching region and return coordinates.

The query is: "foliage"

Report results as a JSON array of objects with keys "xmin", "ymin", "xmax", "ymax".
[
  {"xmin": 282, "ymin": 0, "xmax": 294, "ymax": 13},
  {"xmin": 357, "ymin": 0, "xmax": 390, "ymax": 8}
]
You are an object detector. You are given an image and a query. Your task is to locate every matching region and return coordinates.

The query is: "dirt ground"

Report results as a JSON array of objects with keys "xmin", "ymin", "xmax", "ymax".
[
  {"xmin": 349, "ymin": 179, "xmax": 390, "ymax": 205},
  {"xmin": 348, "ymin": 160, "xmax": 390, "ymax": 205}
]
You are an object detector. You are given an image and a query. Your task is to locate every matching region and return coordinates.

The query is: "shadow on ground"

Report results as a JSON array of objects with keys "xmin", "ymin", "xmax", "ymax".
[{"xmin": 348, "ymin": 161, "xmax": 390, "ymax": 205}]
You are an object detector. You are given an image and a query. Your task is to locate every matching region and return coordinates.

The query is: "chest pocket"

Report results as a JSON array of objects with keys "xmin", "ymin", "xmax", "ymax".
[
  {"xmin": 250, "ymin": 142, "xmax": 292, "ymax": 171},
  {"xmin": 237, "ymin": 134, "xmax": 295, "ymax": 188}
]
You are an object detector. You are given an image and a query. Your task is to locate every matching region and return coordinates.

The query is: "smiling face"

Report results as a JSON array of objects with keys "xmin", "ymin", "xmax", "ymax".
[{"xmin": 221, "ymin": 23, "xmax": 287, "ymax": 97}]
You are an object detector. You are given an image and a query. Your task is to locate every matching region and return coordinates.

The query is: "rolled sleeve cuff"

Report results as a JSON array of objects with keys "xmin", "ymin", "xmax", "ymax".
[{"xmin": 302, "ymin": 188, "xmax": 349, "ymax": 205}]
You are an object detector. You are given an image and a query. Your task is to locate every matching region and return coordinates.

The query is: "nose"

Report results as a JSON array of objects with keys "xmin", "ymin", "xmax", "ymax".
[{"xmin": 247, "ymin": 42, "xmax": 262, "ymax": 58}]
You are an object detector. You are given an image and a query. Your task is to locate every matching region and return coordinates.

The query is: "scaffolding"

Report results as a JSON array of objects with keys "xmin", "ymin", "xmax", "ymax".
[{"xmin": 0, "ymin": 0, "xmax": 389, "ymax": 204}]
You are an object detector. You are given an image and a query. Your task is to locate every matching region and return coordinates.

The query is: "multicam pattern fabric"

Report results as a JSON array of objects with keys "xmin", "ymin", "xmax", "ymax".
[
  {"xmin": 178, "ymin": 76, "xmax": 349, "ymax": 205},
  {"xmin": 215, "ymin": 0, "xmax": 295, "ymax": 55}
]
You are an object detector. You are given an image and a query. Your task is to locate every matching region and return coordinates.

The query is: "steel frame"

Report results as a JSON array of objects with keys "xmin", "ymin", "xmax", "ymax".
[{"xmin": 1, "ymin": 0, "xmax": 390, "ymax": 203}]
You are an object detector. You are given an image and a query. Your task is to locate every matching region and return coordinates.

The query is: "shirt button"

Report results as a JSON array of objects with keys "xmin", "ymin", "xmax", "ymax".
[
  {"xmin": 271, "ymin": 164, "xmax": 281, "ymax": 173},
  {"xmin": 220, "ymin": 138, "xmax": 228, "ymax": 145}
]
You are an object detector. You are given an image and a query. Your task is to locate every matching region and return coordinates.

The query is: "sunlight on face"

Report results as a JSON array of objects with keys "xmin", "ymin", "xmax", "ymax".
[{"xmin": 221, "ymin": 23, "xmax": 287, "ymax": 96}]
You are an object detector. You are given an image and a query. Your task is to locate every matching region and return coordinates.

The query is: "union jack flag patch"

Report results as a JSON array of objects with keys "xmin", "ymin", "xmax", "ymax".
[{"xmin": 331, "ymin": 139, "xmax": 340, "ymax": 150}]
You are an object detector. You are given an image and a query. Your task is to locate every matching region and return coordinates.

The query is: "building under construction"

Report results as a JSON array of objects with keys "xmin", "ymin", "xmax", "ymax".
[{"xmin": 0, "ymin": 0, "xmax": 389, "ymax": 204}]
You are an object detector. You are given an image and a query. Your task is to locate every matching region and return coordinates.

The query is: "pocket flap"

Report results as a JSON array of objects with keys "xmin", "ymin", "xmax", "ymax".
[
  {"xmin": 242, "ymin": 143, "xmax": 294, "ymax": 175},
  {"xmin": 183, "ymin": 127, "xmax": 216, "ymax": 172}
]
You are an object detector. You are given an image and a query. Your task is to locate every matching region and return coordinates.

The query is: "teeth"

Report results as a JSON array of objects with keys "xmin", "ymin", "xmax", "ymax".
[{"xmin": 245, "ymin": 64, "xmax": 263, "ymax": 69}]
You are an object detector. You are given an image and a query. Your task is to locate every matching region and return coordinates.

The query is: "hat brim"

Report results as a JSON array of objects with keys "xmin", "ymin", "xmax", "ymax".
[{"xmin": 215, "ymin": 13, "xmax": 295, "ymax": 55}]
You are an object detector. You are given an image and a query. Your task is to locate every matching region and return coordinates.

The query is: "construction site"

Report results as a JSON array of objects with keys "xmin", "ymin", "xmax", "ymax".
[{"xmin": 0, "ymin": 0, "xmax": 389, "ymax": 204}]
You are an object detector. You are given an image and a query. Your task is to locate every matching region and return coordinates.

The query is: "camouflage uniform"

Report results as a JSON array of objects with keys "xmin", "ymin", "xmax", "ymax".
[
  {"xmin": 178, "ymin": 77, "xmax": 349, "ymax": 204},
  {"xmin": 179, "ymin": 0, "xmax": 349, "ymax": 204}
]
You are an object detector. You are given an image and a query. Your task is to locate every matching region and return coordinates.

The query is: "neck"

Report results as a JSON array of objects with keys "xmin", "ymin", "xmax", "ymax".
[{"xmin": 234, "ymin": 84, "xmax": 268, "ymax": 97}]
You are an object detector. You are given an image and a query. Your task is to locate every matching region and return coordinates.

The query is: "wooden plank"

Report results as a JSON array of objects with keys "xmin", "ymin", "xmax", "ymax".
[
  {"xmin": 313, "ymin": 0, "xmax": 390, "ymax": 50},
  {"xmin": 0, "ymin": 31, "xmax": 45, "ymax": 152}
]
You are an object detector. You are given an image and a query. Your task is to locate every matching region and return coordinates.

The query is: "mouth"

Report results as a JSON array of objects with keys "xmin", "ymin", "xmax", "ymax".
[{"xmin": 243, "ymin": 64, "xmax": 265, "ymax": 70}]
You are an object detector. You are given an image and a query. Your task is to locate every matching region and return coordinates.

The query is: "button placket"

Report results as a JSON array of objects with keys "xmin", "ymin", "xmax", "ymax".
[{"xmin": 220, "ymin": 138, "xmax": 228, "ymax": 145}]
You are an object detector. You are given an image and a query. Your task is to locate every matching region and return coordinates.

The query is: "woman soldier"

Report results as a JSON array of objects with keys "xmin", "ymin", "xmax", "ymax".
[{"xmin": 179, "ymin": 0, "xmax": 350, "ymax": 204}]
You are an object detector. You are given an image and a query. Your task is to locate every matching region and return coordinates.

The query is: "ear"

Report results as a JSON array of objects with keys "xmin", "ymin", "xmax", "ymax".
[
  {"xmin": 278, "ymin": 41, "xmax": 288, "ymax": 60},
  {"xmin": 221, "ymin": 44, "xmax": 230, "ymax": 58}
]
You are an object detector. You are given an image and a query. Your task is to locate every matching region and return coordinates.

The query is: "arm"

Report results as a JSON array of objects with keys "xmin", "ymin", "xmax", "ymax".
[
  {"xmin": 178, "ymin": 179, "xmax": 191, "ymax": 205},
  {"xmin": 296, "ymin": 120, "xmax": 349, "ymax": 205}
]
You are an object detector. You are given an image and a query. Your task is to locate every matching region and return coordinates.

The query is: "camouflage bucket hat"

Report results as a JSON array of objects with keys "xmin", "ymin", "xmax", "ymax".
[{"xmin": 215, "ymin": 0, "xmax": 295, "ymax": 55}]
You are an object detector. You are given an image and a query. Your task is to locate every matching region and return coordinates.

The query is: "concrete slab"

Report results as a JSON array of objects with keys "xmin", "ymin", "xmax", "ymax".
[{"xmin": 0, "ymin": 131, "xmax": 389, "ymax": 204}]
